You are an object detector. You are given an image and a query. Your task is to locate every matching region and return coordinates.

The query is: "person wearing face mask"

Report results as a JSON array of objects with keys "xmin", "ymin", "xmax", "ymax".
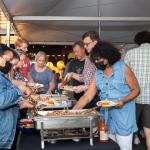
[
  {"xmin": 14, "ymin": 38, "xmax": 31, "ymax": 80},
  {"xmin": 73, "ymin": 41, "xmax": 140, "ymax": 150},
  {"xmin": 0, "ymin": 61, "xmax": 12, "ymax": 74},
  {"xmin": 0, "ymin": 44, "xmax": 33, "ymax": 150}
]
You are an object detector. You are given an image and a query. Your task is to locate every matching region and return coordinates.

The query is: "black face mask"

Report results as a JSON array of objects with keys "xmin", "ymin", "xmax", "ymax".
[
  {"xmin": 95, "ymin": 62, "xmax": 107, "ymax": 70},
  {"xmin": 0, "ymin": 61, "xmax": 12, "ymax": 74}
]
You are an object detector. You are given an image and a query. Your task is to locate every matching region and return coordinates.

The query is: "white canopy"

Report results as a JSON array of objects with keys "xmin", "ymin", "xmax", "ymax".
[{"xmin": 1, "ymin": 0, "xmax": 150, "ymax": 44}]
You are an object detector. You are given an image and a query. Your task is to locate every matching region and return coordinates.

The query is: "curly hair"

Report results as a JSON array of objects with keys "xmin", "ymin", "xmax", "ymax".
[
  {"xmin": 90, "ymin": 41, "xmax": 121, "ymax": 66},
  {"xmin": 134, "ymin": 31, "xmax": 150, "ymax": 45}
]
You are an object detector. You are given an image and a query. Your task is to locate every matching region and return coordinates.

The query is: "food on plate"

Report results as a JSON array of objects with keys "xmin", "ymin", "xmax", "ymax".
[
  {"xmin": 62, "ymin": 85, "xmax": 74, "ymax": 88},
  {"xmin": 61, "ymin": 85, "xmax": 78, "ymax": 91},
  {"xmin": 44, "ymin": 110, "xmax": 98, "ymax": 116},
  {"xmin": 97, "ymin": 100, "xmax": 115, "ymax": 107},
  {"xmin": 41, "ymin": 98, "xmax": 56, "ymax": 105},
  {"xmin": 30, "ymin": 94, "xmax": 57, "ymax": 105}
]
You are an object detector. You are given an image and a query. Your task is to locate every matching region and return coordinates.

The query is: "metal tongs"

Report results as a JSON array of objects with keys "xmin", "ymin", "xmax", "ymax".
[
  {"xmin": 61, "ymin": 78, "xmax": 69, "ymax": 86},
  {"xmin": 81, "ymin": 106, "xmax": 100, "ymax": 114}
]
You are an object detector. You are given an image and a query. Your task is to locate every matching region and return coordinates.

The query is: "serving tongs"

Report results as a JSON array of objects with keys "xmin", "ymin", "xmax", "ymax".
[
  {"xmin": 61, "ymin": 78, "xmax": 70, "ymax": 86},
  {"xmin": 80, "ymin": 106, "xmax": 100, "ymax": 115}
]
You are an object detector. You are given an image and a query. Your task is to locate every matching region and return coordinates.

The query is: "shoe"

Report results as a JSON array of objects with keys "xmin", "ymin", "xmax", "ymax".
[
  {"xmin": 134, "ymin": 135, "xmax": 140, "ymax": 145},
  {"xmin": 50, "ymin": 139, "xmax": 57, "ymax": 144},
  {"xmin": 140, "ymin": 130, "xmax": 145, "ymax": 138},
  {"xmin": 72, "ymin": 138, "xmax": 80, "ymax": 142}
]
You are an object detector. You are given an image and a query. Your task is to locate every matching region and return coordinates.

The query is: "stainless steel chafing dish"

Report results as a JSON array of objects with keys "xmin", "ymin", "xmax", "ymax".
[
  {"xmin": 33, "ymin": 109, "xmax": 99, "ymax": 149},
  {"xmin": 31, "ymin": 94, "xmax": 76, "ymax": 109}
]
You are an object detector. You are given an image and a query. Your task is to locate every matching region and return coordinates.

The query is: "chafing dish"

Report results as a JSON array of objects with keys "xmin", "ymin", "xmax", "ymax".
[
  {"xmin": 33, "ymin": 109, "xmax": 99, "ymax": 149},
  {"xmin": 31, "ymin": 94, "xmax": 76, "ymax": 109}
]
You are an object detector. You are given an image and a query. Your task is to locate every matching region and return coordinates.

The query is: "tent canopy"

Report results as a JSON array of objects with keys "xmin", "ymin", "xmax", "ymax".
[{"xmin": 1, "ymin": 0, "xmax": 150, "ymax": 44}]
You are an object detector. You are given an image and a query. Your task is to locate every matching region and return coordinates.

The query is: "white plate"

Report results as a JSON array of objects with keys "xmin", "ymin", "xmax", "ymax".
[
  {"xmin": 35, "ymin": 83, "xmax": 44, "ymax": 88},
  {"xmin": 61, "ymin": 86, "xmax": 78, "ymax": 92},
  {"xmin": 96, "ymin": 100, "xmax": 117, "ymax": 107}
]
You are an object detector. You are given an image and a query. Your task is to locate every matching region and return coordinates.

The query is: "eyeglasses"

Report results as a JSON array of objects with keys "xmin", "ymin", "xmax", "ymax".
[{"xmin": 83, "ymin": 41, "xmax": 93, "ymax": 47}]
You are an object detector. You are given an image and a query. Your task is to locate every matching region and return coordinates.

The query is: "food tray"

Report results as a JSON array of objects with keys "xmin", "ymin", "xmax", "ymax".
[
  {"xmin": 34, "ymin": 109, "xmax": 99, "ymax": 130},
  {"xmin": 33, "ymin": 109, "xmax": 99, "ymax": 149},
  {"xmin": 32, "ymin": 94, "xmax": 76, "ymax": 109}
]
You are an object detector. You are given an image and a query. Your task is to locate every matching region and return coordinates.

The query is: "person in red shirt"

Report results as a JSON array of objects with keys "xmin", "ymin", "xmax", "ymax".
[{"xmin": 14, "ymin": 38, "xmax": 31, "ymax": 80}]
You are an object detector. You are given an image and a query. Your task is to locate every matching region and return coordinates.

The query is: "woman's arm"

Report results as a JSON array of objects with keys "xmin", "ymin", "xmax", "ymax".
[
  {"xmin": 116, "ymin": 64, "xmax": 140, "ymax": 107},
  {"xmin": 73, "ymin": 77, "xmax": 97, "ymax": 109},
  {"xmin": 27, "ymin": 73, "xmax": 34, "ymax": 83},
  {"xmin": 47, "ymin": 78, "xmax": 55, "ymax": 94},
  {"xmin": 12, "ymin": 79, "xmax": 26, "ymax": 86}
]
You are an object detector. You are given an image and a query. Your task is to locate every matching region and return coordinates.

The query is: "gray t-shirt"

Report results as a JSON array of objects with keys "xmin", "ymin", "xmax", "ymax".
[{"xmin": 30, "ymin": 65, "xmax": 54, "ymax": 94}]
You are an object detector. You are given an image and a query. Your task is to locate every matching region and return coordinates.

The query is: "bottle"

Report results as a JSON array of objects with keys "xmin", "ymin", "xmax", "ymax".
[{"xmin": 98, "ymin": 117, "xmax": 108, "ymax": 142}]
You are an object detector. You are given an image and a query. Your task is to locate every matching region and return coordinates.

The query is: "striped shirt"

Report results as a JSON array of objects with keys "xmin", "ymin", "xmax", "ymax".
[
  {"xmin": 124, "ymin": 43, "xmax": 150, "ymax": 104},
  {"xmin": 79, "ymin": 56, "xmax": 96, "ymax": 86}
]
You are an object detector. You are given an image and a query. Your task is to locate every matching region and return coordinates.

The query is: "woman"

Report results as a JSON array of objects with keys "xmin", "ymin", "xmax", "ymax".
[
  {"xmin": 14, "ymin": 38, "xmax": 31, "ymax": 79},
  {"xmin": 29, "ymin": 51, "xmax": 55, "ymax": 94},
  {"xmin": 73, "ymin": 42, "xmax": 140, "ymax": 150},
  {"xmin": 0, "ymin": 44, "xmax": 33, "ymax": 149}
]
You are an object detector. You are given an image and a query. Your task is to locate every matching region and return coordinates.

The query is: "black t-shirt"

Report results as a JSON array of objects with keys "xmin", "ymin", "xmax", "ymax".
[
  {"xmin": 65, "ymin": 59, "xmax": 85, "ymax": 100},
  {"xmin": 67, "ymin": 59, "xmax": 85, "ymax": 86}
]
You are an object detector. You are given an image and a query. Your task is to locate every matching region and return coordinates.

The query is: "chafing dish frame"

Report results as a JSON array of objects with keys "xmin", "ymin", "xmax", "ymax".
[{"xmin": 33, "ymin": 110, "xmax": 99, "ymax": 149}]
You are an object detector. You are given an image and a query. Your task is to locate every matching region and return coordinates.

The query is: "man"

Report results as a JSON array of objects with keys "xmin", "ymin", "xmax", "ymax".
[
  {"xmin": 64, "ymin": 31, "xmax": 100, "ymax": 90},
  {"xmin": 63, "ymin": 41, "xmax": 86, "ymax": 100},
  {"xmin": 124, "ymin": 31, "xmax": 150, "ymax": 150},
  {"xmin": 82, "ymin": 30, "xmax": 100, "ymax": 53},
  {"xmin": 63, "ymin": 31, "xmax": 100, "ymax": 108}
]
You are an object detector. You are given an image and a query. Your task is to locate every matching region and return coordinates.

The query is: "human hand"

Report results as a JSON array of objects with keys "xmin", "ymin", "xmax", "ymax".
[
  {"xmin": 58, "ymin": 83, "xmax": 63, "ymax": 89},
  {"xmin": 115, "ymin": 100, "xmax": 124, "ymax": 108},
  {"xmin": 18, "ymin": 85, "xmax": 32, "ymax": 97},
  {"xmin": 74, "ymin": 85, "xmax": 88, "ymax": 93},
  {"xmin": 63, "ymin": 72, "xmax": 73, "ymax": 82},
  {"xmin": 19, "ymin": 98, "xmax": 35, "ymax": 109}
]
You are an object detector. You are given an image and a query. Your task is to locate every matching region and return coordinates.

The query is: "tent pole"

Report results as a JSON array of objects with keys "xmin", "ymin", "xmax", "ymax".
[
  {"xmin": 97, "ymin": 0, "xmax": 101, "ymax": 37},
  {"xmin": 6, "ymin": 20, "xmax": 10, "ymax": 46}
]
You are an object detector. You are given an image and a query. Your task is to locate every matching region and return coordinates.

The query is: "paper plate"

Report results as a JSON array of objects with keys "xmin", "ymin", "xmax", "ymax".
[
  {"xmin": 35, "ymin": 83, "xmax": 44, "ymax": 88},
  {"xmin": 97, "ymin": 100, "xmax": 117, "ymax": 108},
  {"xmin": 61, "ymin": 86, "xmax": 78, "ymax": 92}
]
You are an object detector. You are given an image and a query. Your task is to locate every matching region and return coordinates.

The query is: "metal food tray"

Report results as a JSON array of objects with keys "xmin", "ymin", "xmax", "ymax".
[
  {"xmin": 40, "ymin": 94, "xmax": 69, "ymax": 100},
  {"xmin": 34, "ymin": 109, "xmax": 99, "ymax": 129},
  {"xmin": 33, "ymin": 109, "xmax": 99, "ymax": 149},
  {"xmin": 35, "ymin": 94, "xmax": 76, "ymax": 109}
]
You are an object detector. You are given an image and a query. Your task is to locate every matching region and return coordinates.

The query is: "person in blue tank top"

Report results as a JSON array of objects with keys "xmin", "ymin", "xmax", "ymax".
[{"xmin": 73, "ymin": 41, "xmax": 140, "ymax": 150}]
